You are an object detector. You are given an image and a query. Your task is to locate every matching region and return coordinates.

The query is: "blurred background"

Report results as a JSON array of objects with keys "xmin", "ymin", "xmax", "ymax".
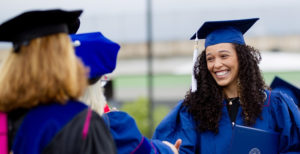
[{"xmin": 1, "ymin": 0, "xmax": 300, "ymax": 137}]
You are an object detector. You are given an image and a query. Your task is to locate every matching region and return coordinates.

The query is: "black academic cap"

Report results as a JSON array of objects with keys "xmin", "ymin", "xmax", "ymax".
[
  {"xmin": 0, "ymin": 9, "xmax": 82, "ymax": 51},
  {"xmin": 190, "ymin": 18, "xmax": 259, "ymax": 48},
  {"xmin": 270, "ymin": 76, "xmax": 300, "ymax": 107}
]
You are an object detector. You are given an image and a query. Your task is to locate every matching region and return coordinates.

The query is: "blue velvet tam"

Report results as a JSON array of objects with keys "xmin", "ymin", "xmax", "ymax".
[
  {"xmin": 70, "ymin": 32, "xmax": 120, "ymax": 80},
  {"xmin": 190, "ymin": 18, "xmax": 259, "ymax": 48},
  {"xmin": 270, "ymin": 76, "xmax": 300, "ymax": 106}
]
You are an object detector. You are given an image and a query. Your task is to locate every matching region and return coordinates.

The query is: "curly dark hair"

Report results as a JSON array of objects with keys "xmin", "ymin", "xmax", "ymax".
[{"xmin": 183, "ymin": 44, "xmax": 267, "ymax": 133}]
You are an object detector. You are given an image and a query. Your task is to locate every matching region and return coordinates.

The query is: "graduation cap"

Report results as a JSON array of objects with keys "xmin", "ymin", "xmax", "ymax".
[
  {"xmin": 0, "ymin": 9, "xmax": 82, "ymax": 52},
  {"xmin": 191, "ymin": 18, "xmax": 259, "ymax": 48},
  {"xmin": 190, "ymin": 18, "xmax": 259, "ymax": 92},
  {"xmin": 70, "ymin": 32, "xmax": 120, "ymax": 84},
  {"xmin": 270, "ymin": 76, "xmax": 300, "ymax": 107}
]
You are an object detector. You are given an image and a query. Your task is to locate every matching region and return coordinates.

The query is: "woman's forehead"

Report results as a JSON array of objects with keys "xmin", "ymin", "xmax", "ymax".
[{"xmin": 206, "ymin": 43, "xmax": 235, "ymax": 54}]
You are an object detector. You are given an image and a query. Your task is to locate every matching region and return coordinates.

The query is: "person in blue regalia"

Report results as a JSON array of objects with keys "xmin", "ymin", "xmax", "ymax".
[
  {"xmin": 0, "ymin": 10, "xmax": 116, "ymax": 153},
  {"xmin": 270, "ymin": 76, "xmax": 300, "ymax": 108},
  {"xmin": 153, "ymin": 18, "xmax": 300, "ymax": 153},
  {"xmin": 71, "ymin": 32, "xmax": 181, "ymax": 154},
  {"xmin": 71, "ymin": 31, "xmax": 121, "ymax": 116}
]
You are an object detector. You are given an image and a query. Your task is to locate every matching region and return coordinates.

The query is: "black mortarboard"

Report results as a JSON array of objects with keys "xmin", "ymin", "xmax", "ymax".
[
  {"xmin": 0, "ymin": 9, "xmax": 82, "ymax": 52},
  {"xmin": 191, "ymin": 18, "xmax": 259, "ymax": 48},
  {"xmin": 270, "ymin": 76, "xmax": 300, "ymax": 107}
]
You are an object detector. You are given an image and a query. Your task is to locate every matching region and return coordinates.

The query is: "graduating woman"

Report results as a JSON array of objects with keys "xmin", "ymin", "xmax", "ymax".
[
  {"xmin": 0, "ymin": 10, "xmax": 116, "ymax": 154},
  {"xmin": 153, "ymin": 18, "xmax": 300, "ymax": 153},
  {"xmin": 71, "ymin": 32, "xmax": 180, "ymax": 154}
]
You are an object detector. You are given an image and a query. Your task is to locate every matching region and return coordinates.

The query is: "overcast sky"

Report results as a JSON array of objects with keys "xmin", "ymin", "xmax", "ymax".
[{"xmin": 0, "ymin": 0, "xmax": 300, "ymax": 44}]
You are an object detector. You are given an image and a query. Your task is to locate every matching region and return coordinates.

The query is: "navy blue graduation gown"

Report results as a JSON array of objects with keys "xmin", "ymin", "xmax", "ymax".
[
  {"xmin": 103, "ymin": 111, "xmax": 173, "ymax": 154},
  {"xmin": 153, "ymin": 90, "xmax": 300, "ymax": 153},
  {"xmin": 9, "ymin": 100, "xmax": 116, "ymax": 154}
]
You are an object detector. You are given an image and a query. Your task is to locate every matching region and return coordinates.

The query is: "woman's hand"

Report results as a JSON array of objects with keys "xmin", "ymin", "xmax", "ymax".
[{"xmin": 162, "ymin": 139, "xmax": 182, "ymax": 154}]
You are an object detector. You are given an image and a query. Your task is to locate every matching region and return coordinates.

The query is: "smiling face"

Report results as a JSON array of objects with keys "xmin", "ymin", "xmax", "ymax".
[{"xmin": 206, "ymin": 43, "xmax": 239, "ymax": 88}]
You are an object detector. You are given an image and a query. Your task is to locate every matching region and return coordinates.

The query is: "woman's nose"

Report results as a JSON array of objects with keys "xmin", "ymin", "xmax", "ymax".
[{"xmin": 214, "ymin": 58, "xmax": 223, "ymax": 68}]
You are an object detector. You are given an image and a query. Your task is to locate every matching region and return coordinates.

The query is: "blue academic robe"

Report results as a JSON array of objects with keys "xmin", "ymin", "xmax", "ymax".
[
  {"xmin": 10, "ymin": 100, "xmax": 116, "ymax": 154},
  {"xmin": 153, "ymin": 90, "xmax": 300, "ymax": 153},
  {"xmin": 103, "ymin": 111, "xmax": 174, "ymax": 154}
]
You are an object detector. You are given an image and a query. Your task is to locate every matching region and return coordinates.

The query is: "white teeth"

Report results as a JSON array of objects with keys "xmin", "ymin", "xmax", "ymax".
[{"xmin": 216, "ymin": 71, "xmax": 228, "ymax": 76}]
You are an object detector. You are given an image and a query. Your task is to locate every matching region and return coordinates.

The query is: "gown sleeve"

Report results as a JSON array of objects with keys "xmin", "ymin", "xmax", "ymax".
[
  {"xmin": 270, "ymin": 91, "xmax": 300, "ymax": 153},
  {"xmin": 43, "ymin": 109, "xmax": 117, "ymax": 154},
  {"xmin": 103, "ymin": 111, "xmax": 173, "ymax": 154},
  {"xmin": 152, "ymin": 101, "xmax": 199, "ymax": 153}
]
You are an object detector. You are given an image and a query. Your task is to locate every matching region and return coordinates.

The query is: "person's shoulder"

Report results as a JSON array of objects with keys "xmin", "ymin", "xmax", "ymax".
[
  {"xmin": 266, "ymin": 89, "xmax": 298, "ymax": 110},
  {"xmin": 11, "ymin": 101, "xmax": 91, "ymax": 153},
  {"xmin": 30, "ymin": 100, "xmax": 87, "ymax": 114},
  {"xmin": 156, "ymin": 100, "xmax": 194, "ymax": 129},
  {"xmin": 44, "ymin": 108, "xmax": 117, "ymax": 153},
  {"xmin": 103, "ymin": 111, "xmax": 137, "ymax": 128},
  {"xmin": 172, "ymin": 100, "xmax": 189, "ymax": 114},
  {"xmin": 163, "ymin": 100, "xmax": 188, "ymax": 118},
  {"xmin": 269, "ymin": 89, "xmax": 290, "ymax": 102}
]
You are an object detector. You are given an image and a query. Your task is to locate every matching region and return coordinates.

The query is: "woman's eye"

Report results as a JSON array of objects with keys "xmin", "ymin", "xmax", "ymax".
[
  {"xmin": 207, "ymin": 57, "xmax": 214, "ymax": 61},
  {"xmin": 221, "ymin": 55, "xmax": 228, "ymax": 58}
]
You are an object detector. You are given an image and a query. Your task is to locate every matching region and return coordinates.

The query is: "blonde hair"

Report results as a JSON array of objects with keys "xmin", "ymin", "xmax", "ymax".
[
  {"xmin": 80, "ymin": 79, "xmax": 107, "ymax": 115},
  {"xmin": 0, "ymin": 33, "xmax": 87, "ymax": 111}
]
